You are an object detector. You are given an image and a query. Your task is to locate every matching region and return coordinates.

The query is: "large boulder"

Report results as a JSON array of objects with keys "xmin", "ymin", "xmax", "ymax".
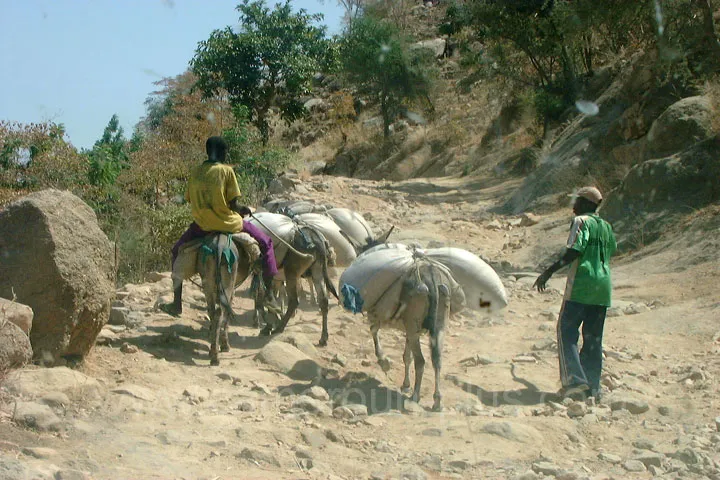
[
  {"xmin": 0, "ymin": 297, "xmax": 33, "ymax": 335},
  {"xmin": 0, "ymin": 189, "xmax": 115, "ymax": 365},
  {"xmin": 601, "ymin": 135, "xmax": 720, "ymax": 249},
  {"xmin": 0, "ymin": 321, "xmax": 32, "ymax": 372},
  {"xmin": 645, "ymin": 96, "xmax": 714, "ymax": 159}
]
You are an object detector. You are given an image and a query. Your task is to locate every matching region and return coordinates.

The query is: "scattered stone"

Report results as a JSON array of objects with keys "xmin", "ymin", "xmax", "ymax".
[
  {"xmin": 13, "ymin": 402, "xmax": 62, "ymax": 431},
  {"xmin": 632, "ymin": 438, "xmax": 657, "ymax": 450},
  {"xmin": 216, "ymin": 372, "xmax": 233, "ymax": 381},
  {"xmin": 21, "ymin": 447, "xmax": 59, "ymax": 459},
  {"xmin": 598, "ymin": 452, "xmax": 622, "ymax": 464},
  {"xmin": 537, "ymin": 311, "xmax": 557, "ymax": 322},
  {"xmin": 237, "ymin": 447, "xmax": 281, "ymax": 467},
  {"xmin": 303, "ymin": 386, "xmax": 329, "ymax": 401},
  {"xmin": 345, "ymin": 404, "xmax": 368, "ymax": 417},
  {"xmin": 55, "ymin": 469, "xmax": 90, "ymax": 480},
  {"xmin": 183, "ymin": 386, "xmax": 210, "ymax": 402},
  {"xmin": 422, "ymin": 428, "xmax": 443, "ymax": 437},
  {"xmin": 400, "ymin": 465, "xmax": 428, "ymax": 480},
  {"xmin": 672, "ymin": 448, "xmax": 703, "ymax": 465},
  {"xmin": 95, "ymin": 328, "xmax": 117, "ymax": 345},
  {"xmin": 292, "ymin": 396, "xmax": 332, "ymax": 417},
  {"xmin": 532, "ymin": 339, "xmax": 556, "ymax": 351},
  {"xmin": 567, "ymin": 402, "xmax": 587, "ymax": 418},
  {"xmin": 250, "ymin": 382, "xmax": 272, "ymax": 395},
  {"xmin": 5, "ymin": 367, "xmax": 101, "ymax": 399},
  {"xmin": 108, "ymin": 307, "xmax": 130, "ymax": 326},
  {"xmin": 294, "ymin": 447, "xmax": 313, "ymax": 459},
  {"xmin": 481, "ymin": 422, "xmax": 543, "ymax": 444},
  {"xmin": 448, "ymin": 460, "xmax": 471, "ymax": 471},
  {"xmin": 532, "ymin": 461, "xmax": 562, "ymax": 476},
  {"xmin": 609, "ymin": 396, "xmax": 649, "ymax": 414},
  {"xmin": 519, "ymin": 213, "xmax": 540, "ymax": 227},
  {"xmin": 119, "ymin": 342, "xmax": 138, "ymax": 354},
  {"xmin": 0, "ymin": 297, "xmax": 33, "ymax": 335},
  {"xmin": 659, "ymin": 405, "xmax": 672, "ymax": 416},
  {"xmin": 256, "ymin": 342, "xmax": 323, "ymax": 381},
  {"xmin": 606, "ymin": 307, "xmax": 625, "ymax": 317},
  {"xmin": 648, "ymin": 465, "xmax": 664, "ymax": 475},
  {"xmin": 513, "ymin": 471, "xmax": 541, "ymax": 480},
  {"xmin": 715, "ymin": 416, "xmax": 720, "ymax": 431},
  {"xmin": 633, "ymin": 452, "xmax": 665, "ymax": 468},
  {"xmin": 274, "ymin": 332, "xmax": 318, "ymax": 358},
  {"xmin": 301, "ymin": 429, "xmax": 327, "ymax": 449},
  {"xmin": 238, "ymin": 402, "xmax": 254, "ymax": 412},
  {"xmin": 111, "ymin": 384, "xmax": 156, "ymax": 402},
  {"xmin": 332, "ymin": 406, "xmax": 354, "ymax": 420},
  {"xmin": 0, "ymin": 321, "xmax": 32, "ymax": 371},
  {"xmin": 624, "ymin": 303, "xmax": 651, "ymax": 315},
  {"xmin": 332, "ymin": 353, "xmax": 348, "ymax": 367},
  {"xmin": 623, "ymin": 459, "xmax": 646, "ymax": 472}
]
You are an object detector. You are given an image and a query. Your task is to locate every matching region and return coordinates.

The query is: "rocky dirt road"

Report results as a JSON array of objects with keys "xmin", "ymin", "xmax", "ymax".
[{"xmin": 2, "ymin": 175, "xmax": 719, "ymax": 480}]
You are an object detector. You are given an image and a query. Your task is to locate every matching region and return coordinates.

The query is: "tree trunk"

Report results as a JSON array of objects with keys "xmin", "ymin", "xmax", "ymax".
[
  {"xmin": 381, "ymin": 94, "xmax": 391, "ymax": 138},
  {"xmin": 696, "ymin": 0, "xmax": 720, "ymax": 61}
]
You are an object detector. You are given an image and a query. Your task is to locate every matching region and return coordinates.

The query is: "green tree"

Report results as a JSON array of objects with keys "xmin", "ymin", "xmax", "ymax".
[
  {"xmin": 87, "ymin": 114, "xmax": 128, "ymax": 188},
  {"xmin": 190, "ymin": 0, "xmax": 331, "ymax": 144},
  {"xmin": 340, "ymin": 15, "xmax": 434, "ymax": 137}
]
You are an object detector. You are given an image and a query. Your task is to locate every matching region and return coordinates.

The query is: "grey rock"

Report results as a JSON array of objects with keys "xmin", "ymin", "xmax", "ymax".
[
  {"xmin": 238, "ymin": 402, "xmax": 254, "ymax": 412},
  {"xmin": 448, "ymin": 460, "xmax": 471, "ymax": 471},
  {"xmin": 422, "ymin": 428, "xmax": 443, "ymax": 437},
  {"xmin": 531, "ymin": 461, "xmax": 562, "ymax": 476},
  {"xmin": 402, "ymin": 400, "xmax": 424, "ymax": 414},
  {"xmin": 237, "ymin": 447, "xmax": 281, "ymax": 467},
  {"xmin": 598, "ymin": 452, "xmax": 622, "ymax": 464},
  {"xmin": 659, "ymin": 405, "xmax": 672, "ymax": 416},
  {"xmin": 274, "ymin": 332, "xmax": 318, "ymax": 358},
  {"xmin": 672, "ymin": 448, "xmax": 703, "ymax": 465},
  {"xmin": 55, "ymin": 469, "xmax": 90, "ymax": 480},
  {"xmin": 0, "ymin": 297, "xmax": 33, "ymax": 335},
  {"xmin": 567, "ymin": 402, "xmax": 587, "ymax": 418},
  {"xmin": 13, "ymin": 402, "xmax": 62, "ymax": 431},
  {"xmin": 256, "ymin": 342, "xmax": 323, "ymax": 381},
  {"xmin": 482, "ymin": 422, "xmax": 543, "ymax": 443},
  {"xmin": 400, "ymin": 465, "xmax": 428, "ymax": 480},
  {"xmin": 624, "ymin": 303, "xmax": 651, "ymax": 315},
  {"xmin": 108, "ymin": 307, "xmax": 130, "ymax": 326},
  {"xmin": 292, "ymin": 396, "xmax": 332, "ymax": 417},
  {"xmin": 633, "ymin": 452, "xmax": 665, "ymax": 468},
  {"xmin": 294, "ymin": 447, "xmax": 312, "ymax": 459},
  {"xmin": 21, "ymin": 447, "xmax": 59, "ymax": 459},
  {"xmin": 633, "ymin": 438, "xmax": 657, "ymax": 450},
  {"xmin": 5, "ymin": 367, "xmax": 101, "ymax": 399},
  {"xmin": 303, "ymin": 386, "xmax": 329, "ymax": 401},
  {"xmin": 345, "ymin": 404, "xmax": 368, "ymax": 417},
  {"xmin": 0, "ymin": 456, "xmax": 29, "ymax": 480},
  {"xmin": 183, "ymin": 385, "xmax": 210, "ymax": 402},
  {"xmin": 332, "ymin": 406, "xmax": 354, "ymax": 419},
  {"xmin": 513, "ymin": 471, "xmax": 541, "ymax": 480},
  {"xmin": 623, "ymin": 459, "xmax": 647, "ymax": 472},
  {"xmin": 301, "ymin": 430, "xmax": 327, "ymax": 448},
  {"xmin": 332, "ymin": 353, "xmax": 348, "ymax": 367},
  {"xmin": 648, "ymin": 465, "xmax": 664, "ymax": 475},
  {"xmin": 609, "ymin": 396, "xmax": 650, "ymax": 414}
]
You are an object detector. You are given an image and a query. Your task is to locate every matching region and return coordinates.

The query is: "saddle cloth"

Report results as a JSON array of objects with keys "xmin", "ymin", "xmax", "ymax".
[{"xmin": 172, "ymin": 232, "xmax": 260, "ymax": 281}]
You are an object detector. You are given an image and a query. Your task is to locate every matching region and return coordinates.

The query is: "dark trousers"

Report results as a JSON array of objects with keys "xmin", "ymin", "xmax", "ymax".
[
  {"xmin": 557, "ymin": 300, "xmax": 607, "ymax": 395},
  {"xmin": 172, "ymin": 221, "xmax": 278, "ymax": 277}
]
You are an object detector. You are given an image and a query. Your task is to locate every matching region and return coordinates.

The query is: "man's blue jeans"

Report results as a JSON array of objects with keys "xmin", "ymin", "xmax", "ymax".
[{"xmin": 557, "ymin": 300, "xmax": 607, "ymax": 395}]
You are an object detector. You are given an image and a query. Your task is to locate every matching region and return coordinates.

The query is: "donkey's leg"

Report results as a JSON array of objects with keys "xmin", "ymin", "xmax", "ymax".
[
  {"xmin": 431, "ymin": 284, "xmax": 450, "ymax": 411},
  {"xmin": 311, "ymin": 263, "xmax": 329, "ymax": 346},
  {"xmin": 207, "ymin": 299, "xmax": 221, "ymax": 366},
  {"xmin": 371, "ymin": 322, "xmax": 392, "ymax": 373},
  {"xmin": 401, "ymin": 336, "xmax": 413, "ymax": 393},
  {"xmin": 409, "ymin": 333, "xmax": 425, "ymax": 404},
  {"xmin": 271, "ymin": 274, "xmax": 299, "ymax": 336}
]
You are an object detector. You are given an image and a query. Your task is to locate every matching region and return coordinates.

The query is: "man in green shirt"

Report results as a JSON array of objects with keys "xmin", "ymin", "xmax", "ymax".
[{"xmin": 534, "ymin": 186, "xmax": 617, "ymax": 400}]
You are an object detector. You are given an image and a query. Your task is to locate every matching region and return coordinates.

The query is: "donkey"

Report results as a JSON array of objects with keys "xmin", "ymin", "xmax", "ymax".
[{"xmin": 368, "ymin": 260, "xmax": 465, "ymax": 411}]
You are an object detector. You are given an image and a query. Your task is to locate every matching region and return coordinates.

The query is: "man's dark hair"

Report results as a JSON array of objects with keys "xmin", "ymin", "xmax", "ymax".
[
  {"xmin": 206, "ymin": 136, "xmax": 227, "ymax": 162},
  {"xmin": 576, "ymin": 197, "xmax": 599, "ymax": 214}
]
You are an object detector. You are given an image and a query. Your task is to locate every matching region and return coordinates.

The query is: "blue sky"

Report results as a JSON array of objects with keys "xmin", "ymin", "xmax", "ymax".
[{"xmin": 0, "ymin": 0, "xmax": 344, "ymax": 150}]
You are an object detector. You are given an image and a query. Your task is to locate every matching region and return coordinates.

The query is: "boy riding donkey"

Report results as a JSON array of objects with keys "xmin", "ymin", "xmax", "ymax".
[{"xmin": 159, "ymin": 136, "xmax": 281, "ymax": 317}]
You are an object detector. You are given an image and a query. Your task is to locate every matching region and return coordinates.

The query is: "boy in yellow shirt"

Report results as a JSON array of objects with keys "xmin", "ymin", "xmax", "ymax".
[{"xmin": 160, "ymin": 136, "xmax": 279, "ymax": 316}]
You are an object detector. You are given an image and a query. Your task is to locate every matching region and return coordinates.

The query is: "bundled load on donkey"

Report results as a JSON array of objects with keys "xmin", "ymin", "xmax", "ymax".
[{"xmin": 338, "ymin": 243, "xmax": 507, "ymax": 410}]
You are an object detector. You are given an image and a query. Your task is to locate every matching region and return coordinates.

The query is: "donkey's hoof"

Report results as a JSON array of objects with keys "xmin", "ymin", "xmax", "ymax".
[
  {"xmin": 318, "ymin": 338, "xmax": 328, "ymax": 348},
  {"xmin": 210, "ymin": 357, "xmax": 220, "ymax": 366},
  {"xmin": 401, "ymin": 385, "xmax": 411, "ymax": 395},
  {"xmin": 259, "ymin": 326, "xmax": 273, "ymax": 337},
  {"xmin": 432, "ymin": 402, "xmax": 443, "ymax": 412},
  {"xmin": 378, "ymin": 357, "xmax": 392, "ymax": 373},
  {"xmin": 220, "ymin": 345, "xmax": 230, "ymax": 353},
  {"xmin": 271, "ymin": 327, "xmax": 285, "ymax": 336}
]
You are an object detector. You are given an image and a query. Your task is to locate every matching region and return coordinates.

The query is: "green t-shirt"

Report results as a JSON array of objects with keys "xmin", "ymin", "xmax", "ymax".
[{"xmin": 565, "ymin": 213, "xmax": 617, "ymax": 306}]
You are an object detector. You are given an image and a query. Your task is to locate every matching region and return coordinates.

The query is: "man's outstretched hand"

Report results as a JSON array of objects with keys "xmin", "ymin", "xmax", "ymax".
[{"xmin": 533, "ymin": 271, "xmax": 552, "ymax": 292}]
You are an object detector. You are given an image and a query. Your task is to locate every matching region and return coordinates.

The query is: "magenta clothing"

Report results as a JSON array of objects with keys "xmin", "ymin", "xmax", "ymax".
[{"xmin": 172, "ymin": 220, "xmax": 278, "ymax": 278}]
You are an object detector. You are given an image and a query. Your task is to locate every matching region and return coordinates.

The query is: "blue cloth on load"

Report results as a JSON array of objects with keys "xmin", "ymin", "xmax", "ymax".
[{"xmin": 340, "ymin": 283, "xmax": 364, "ymax": 314}]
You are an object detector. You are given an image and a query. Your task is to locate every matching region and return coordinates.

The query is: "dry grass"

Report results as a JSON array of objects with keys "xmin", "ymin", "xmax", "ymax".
[{"xmin": 702, "ymin": 76, "xmax": 720, "ymax": 133}]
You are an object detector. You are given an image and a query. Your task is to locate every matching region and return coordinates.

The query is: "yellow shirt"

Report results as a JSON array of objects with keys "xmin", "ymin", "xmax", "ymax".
[{"xmin": 186, "ymin": 162, "xmax": 243, "ymax": 233}]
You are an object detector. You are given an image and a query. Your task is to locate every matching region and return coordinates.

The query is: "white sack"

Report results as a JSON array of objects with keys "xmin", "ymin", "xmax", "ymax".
[
  {"xmin": 425, "ymin": 247, "xmax": 507, "ymax": 312},
  {"xmin": 295, "ymin": 213, "xmax": 357, "ymax": 267},
  {"xmin": 327, "ymin": 208, "xmax": 375, "ymax": 248},
  {"xmin": 339, "ymin": 246, "xmax": 415, "ymax": 312},
  {"xmin": 247, "ymin": 212, "xmax": 297, "ymax": 266}
]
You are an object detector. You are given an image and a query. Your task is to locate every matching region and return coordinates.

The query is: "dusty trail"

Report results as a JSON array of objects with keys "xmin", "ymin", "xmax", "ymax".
[{"xmin": 2, "ymin": 175, "xmax": 719, "ymax": 480}]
